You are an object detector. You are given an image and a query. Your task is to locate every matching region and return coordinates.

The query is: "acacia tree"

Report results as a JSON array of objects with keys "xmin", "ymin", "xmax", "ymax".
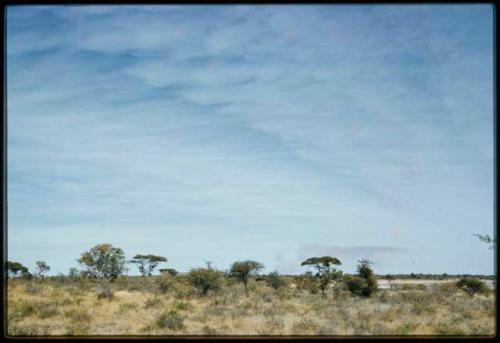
[
  {"xmin": 473, "ymin": 234, "xmax": 495, "ymax": 250},
  {"xmin": 77, "ymin": 243, "xmax": 126, "ymax": 294},
  {"xmin": 159, "ymin": 268, "xmax": 178, "ymax": 276},
  {"xmin": 35, "ymin": 261, "xmax": 50, "ymax": 278},
  {"xmin": 6, "ymin": 261, "xmax": 31, "ymax": 278},
  {"xmin": 129, "ymin": 254, "xmax": 167, "ymax": 276},
  {"xmin": 300, "ymin": 256, "xmax": 343, "ymax": 296},
  {"xmin": 229, "ymin": 260, "xmax": 264, "ymax": 297}
]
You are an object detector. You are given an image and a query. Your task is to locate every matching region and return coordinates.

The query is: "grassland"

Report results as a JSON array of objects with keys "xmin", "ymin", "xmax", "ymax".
[{"xmin": 6, "ymin": 276, "xmax": 496, "ymax": 336}]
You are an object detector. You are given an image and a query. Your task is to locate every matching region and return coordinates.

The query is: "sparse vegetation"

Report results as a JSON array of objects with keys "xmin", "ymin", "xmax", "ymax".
[
  {"xmin": 6, "ymin": 246, "xmax": 495, "ymax": 336},
  {"xmin": 6, "ymin": 275, "xmax": 495, "ymax": 335}
]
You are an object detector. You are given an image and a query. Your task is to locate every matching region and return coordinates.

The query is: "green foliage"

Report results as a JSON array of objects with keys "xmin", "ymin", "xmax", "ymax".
[
  {"xmin": 229, "ymin": 260, "xmax": 264, "ymax": 297},
  {"xmin": 266, "ymin": 271, "xmax": 287, "ymax": 290},
  {"xmin": 7, "ymin": 261, "xmax": 32, "ymax": 279},
  {"xmin": 187, "ymin": 267, "xmax": 223, "ymax": 296},
  {"xmin": 159, "ymin": 268, "xmax": 178, "ymax": 276},
  {"xmin": 456, "ymin": 277, "xmax": 489, "ymax": 297},
  {"xmin": 35, "ymin": 261, "xmax": 50, "ymax": 278},
  {"xmin": 77, "ymin": 243, "xmax": 126, "ymax": 286},
  {"xmin": 155, "ymin": 310, "xmax": 185, "ymax": 331},
  {"xmin": 129, "ymin": 254, "xmax": 167, "ymax": 277},
  {"xmin": 300, "ymin": 256, "xmax": 342, "ymax": 295},
  {"xmin": 344, "ymin": 276, "xmax": 368, "ymax": 296},
  {"xmin": 345, "ymin": 259, "xmax": 377, "ymax": 297}
]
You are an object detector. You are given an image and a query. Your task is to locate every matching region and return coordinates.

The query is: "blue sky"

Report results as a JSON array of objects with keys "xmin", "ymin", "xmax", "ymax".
[{"xmin": 7, "ymin": 5, "xmax": 494, "ymax": 276}]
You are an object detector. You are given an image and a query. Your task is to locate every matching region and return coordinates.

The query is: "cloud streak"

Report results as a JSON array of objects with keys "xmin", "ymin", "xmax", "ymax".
[{"xmin": 7, "ymin": 5, "xmax": 494, "ymax": 275}]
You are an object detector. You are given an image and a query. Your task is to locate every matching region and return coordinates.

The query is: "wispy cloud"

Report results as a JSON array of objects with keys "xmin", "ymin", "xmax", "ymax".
[{"xmin": 7, "ymin": 5, "xmax": 493, "ymax": 275}]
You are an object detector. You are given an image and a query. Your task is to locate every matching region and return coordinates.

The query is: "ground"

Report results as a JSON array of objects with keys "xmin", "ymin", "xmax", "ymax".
[{"xmin": 6, "ymin": 276, "xmax": 496, "ymax": 336}]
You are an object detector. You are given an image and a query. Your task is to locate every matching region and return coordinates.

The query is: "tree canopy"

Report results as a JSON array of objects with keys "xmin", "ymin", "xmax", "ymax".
[
  {"xmin": 7, "ymin": 261, "xmax": 31, "ymax": 278},
  {"xmin": 300, "ymin": 256, "xmax": 343, "ymax": 295},
  {"xmin": 229, "ymin": 260, "xmax": 264, "ymax": 297},
  {"xmin": 77, "ymin": 243, "xmax": 126, "ymax": 285},
  {"xmin": 129, "ymin": 254, "xmax": 168, "ymax": 276}
]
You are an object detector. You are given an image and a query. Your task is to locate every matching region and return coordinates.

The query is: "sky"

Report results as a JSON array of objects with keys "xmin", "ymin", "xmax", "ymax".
[{"xmin": 6, "ymin": 5, "xmax": 495, "ymax": 276}]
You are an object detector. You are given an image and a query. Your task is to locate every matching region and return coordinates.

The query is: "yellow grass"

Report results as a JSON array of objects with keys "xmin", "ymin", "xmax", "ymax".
[{"xmin": 6, "ymin": 277, "xmax": 496, "ymax": 336}]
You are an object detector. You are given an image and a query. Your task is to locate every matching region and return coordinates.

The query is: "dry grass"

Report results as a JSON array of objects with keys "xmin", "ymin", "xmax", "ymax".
[{"xmin": 6, "ymin": 277, "xmax": 496, "ymax": 336}]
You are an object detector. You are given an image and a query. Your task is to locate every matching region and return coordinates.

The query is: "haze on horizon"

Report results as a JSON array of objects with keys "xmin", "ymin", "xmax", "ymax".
[{"xmin": 6, "ymin": 5, "xmax": 494, "ymax": 276}]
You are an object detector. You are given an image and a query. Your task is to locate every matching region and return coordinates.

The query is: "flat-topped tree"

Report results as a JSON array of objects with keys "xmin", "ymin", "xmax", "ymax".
[
  {"xmin": 301, "ymin": 256, "xmax": 343, "ymax": 296},
  {"xmin": 229, "ymin": 260, "xmax": 264, "ymax": 297},
  {"xmin": 159, "ymin": 268, "xmax": 178, "ymax": 276},
  {"xmin": 7, "ymin": 261, "xmax": 31, "ymax": 279},
  {"xmin": 130, "ymin": 254, "xmax": 167, "ymax": 277}
]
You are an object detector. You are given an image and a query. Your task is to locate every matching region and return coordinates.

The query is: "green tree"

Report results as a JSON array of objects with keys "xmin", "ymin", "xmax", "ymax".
[
  {"xmin": 187, "ymin": 266, "xmax": 223, "ymax": 296},
  {"xmin": 456, "ymin": 277, "xmax": 489, "ymax": 297},
  {"xmin": 300, "ymin": 256, "xmax": 343, "ymax": 296},
  {"xmin": 345, "ymin": 259, "xmax": 378, "ymax": 297},
  {"xmin": 6, "ymin": 261, "xmax": 31, "ymax": 278},
  {"xmin": 35, "ymin": 261, "xmax": 50, "ymax": 278},
  {"xmin": 77, "ymin": 243, "xmax": 126, "ymax": 292},
  {"xmin": 129, "ymin": 254, "xmax": 168, "ymax": 276},
  {"xmin": 229, "ymin": 260, "xmax": 264, "ymax": 297},
  {"xmin": 358, "ymin": 259, "xmax": 377, "ymax": 296}
]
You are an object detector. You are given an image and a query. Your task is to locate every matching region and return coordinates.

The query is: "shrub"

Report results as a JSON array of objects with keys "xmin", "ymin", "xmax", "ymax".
[
  {"xmin": 187, "ymin": 267, "xmax": 222, "ymax": 296},
  {"xmin": 344, "ymin": 276, "xmax": 368, "ymax": 297},
  {"xmin": 456, "ymin": 277, "xmax": 489, "ymax": 297},
  {"xmin": 265, "ymin": 271, "xmax": 287, "ymax": 290},
  {"xmin": 344, "ymin": 260, "xmax": 377, "ymax": 297},
  {"xmin": 96, "ymin": 285, "xmax": 114, "ymax": 300},
  {"xmin": 157, "ymin": 274, "xmax": 175, "ymax": 294},
  {"xmin": 295, "ymin": 274, "xmax": 320, "ymax": 294},
  {"xmin": 155, "ymin": 310, "xmax": 185, "ymax": 331}
]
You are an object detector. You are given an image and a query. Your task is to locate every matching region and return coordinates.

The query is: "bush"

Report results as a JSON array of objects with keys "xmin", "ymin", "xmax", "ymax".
[
  {"xmin": 295, "ymin": 274, "xmax": 320, "ymax": 294},
  {"xmin": 266, "ymin": 271, "xmax": 287, "ymax": 290},
  {"xmin": 155, "ymin": 310, "xmax": 185, "ymax": 331},
  {"xmin": 456, "ymin": 277, "xmax": 489, "ymax": 297},
  {"xmin": 157, "ymin": 274, "xmax": 175, "ymax": 294},
  {"xmin": 344, "ymin": 276, "xmax": 368, "ymax": 297},
  {"xmin": 344, "ymin": 260, "xmax": 377, "ymax": 297},
  {"xmin": 187, "ymin": 267, "xmax": 223, "ymax": 296}
]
